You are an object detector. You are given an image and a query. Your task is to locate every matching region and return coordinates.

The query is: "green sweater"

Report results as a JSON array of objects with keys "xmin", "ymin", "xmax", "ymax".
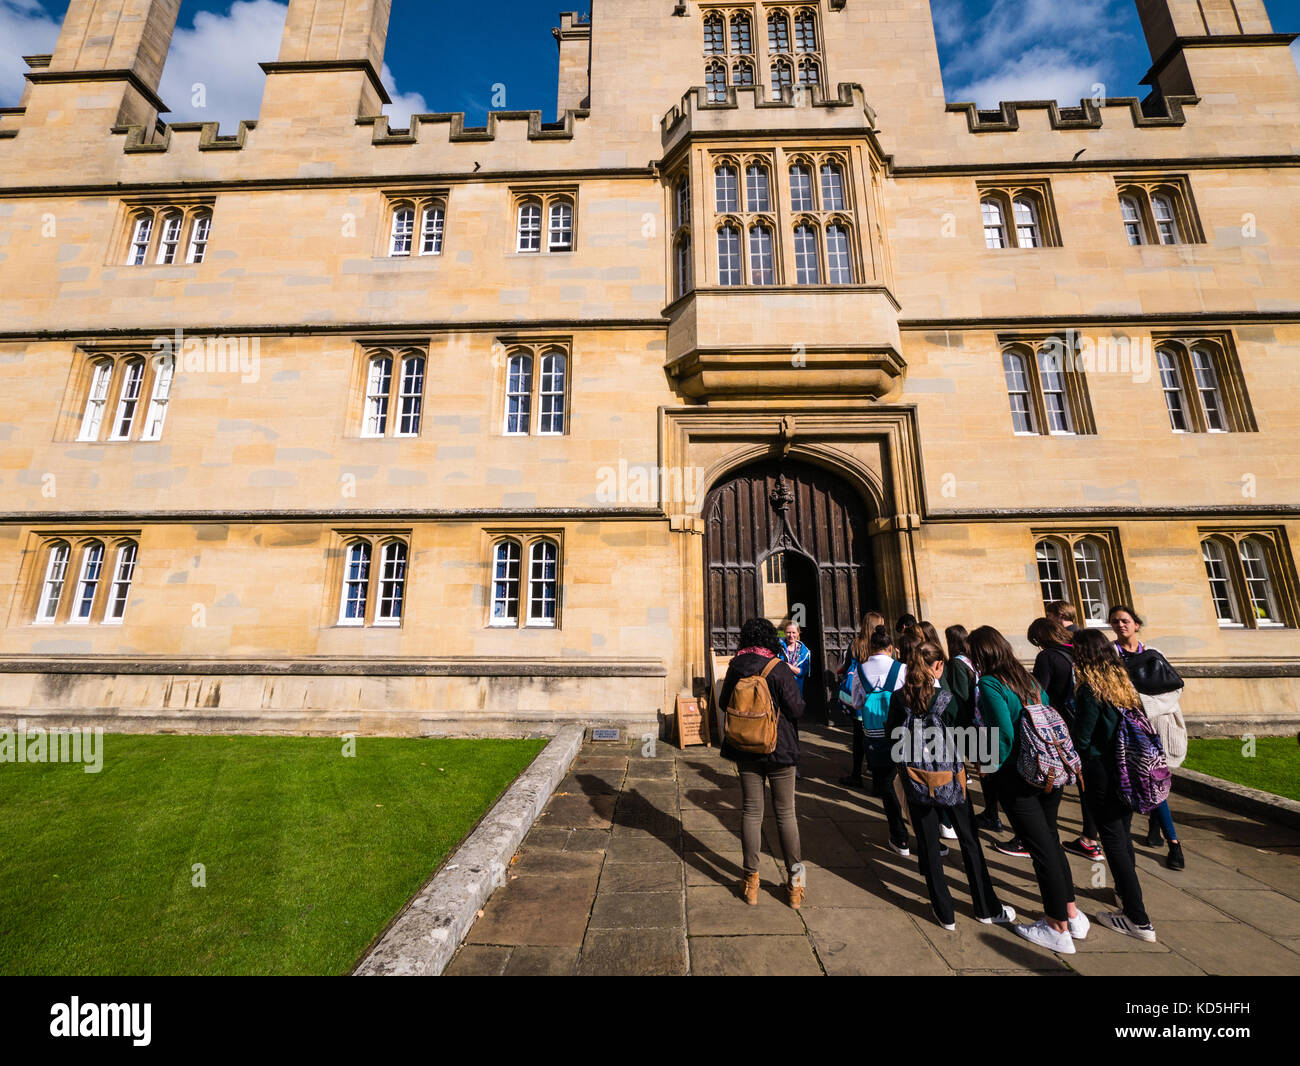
[
  {"xmin": 1070, "ymin": 684, "xmax": 1121, "ymax": 764},
  {"xmin": 939, "ymin": 658, "xmax": 977, "ymax": 727},
  {"xmin": 976, "ymin": 676, "xmax": 1048, "ymax": 772}
]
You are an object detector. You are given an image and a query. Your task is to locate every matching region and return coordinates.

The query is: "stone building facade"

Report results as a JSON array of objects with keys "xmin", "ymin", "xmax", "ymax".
[{"xmin": 1, "ymin": 0, "xmax": 1297, "ymax": 737}]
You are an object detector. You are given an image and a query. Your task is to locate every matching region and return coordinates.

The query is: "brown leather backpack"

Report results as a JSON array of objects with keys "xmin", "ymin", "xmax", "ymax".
[{"xmin": 724, "ymin": 658, "xmax": 781, "ymax": 755}]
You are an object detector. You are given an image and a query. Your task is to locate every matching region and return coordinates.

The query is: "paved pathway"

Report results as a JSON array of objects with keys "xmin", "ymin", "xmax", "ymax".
[{"xmin": 446, "ymin": 724, "xmax": 1300, "ymax": 976}]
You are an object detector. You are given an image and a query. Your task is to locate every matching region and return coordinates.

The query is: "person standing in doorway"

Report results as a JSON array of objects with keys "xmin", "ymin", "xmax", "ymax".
[{"xmin": 783, "ymin": 620, "xmax": 812, "ymax": 698}]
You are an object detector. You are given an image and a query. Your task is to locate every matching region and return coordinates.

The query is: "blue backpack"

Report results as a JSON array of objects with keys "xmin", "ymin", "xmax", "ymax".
[{"xmin": 861, "ymin": 660, "xmax": 903, "ymax": 734}]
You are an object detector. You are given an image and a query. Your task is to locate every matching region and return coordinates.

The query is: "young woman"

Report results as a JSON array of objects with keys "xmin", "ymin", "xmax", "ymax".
[
  {"xmin": 782, "ymin": 620, "xmax": 812, "ymax": 698},
  {"xmin": 917, "ymin": 620, "xmax": 957, "ymax": 839},
  {"xmin": 835, "ymin": 611, "xmax": 886, "ymax": 724},
  {"xmin": 917, "ymin": 620, "xmax": 942, "ymax": 647},
  {"xmin": 1069, "ymin": 629, "xmax": 1158, "ymax": 942},
  {"xmin": 968, "ymin": 626, "xmax": 1090, "ymax": 955},
  {"xmin": 840, "ymin": 626, "xmax": 911, "ymax": 855},
  {"xmin": 945, "ymin": 625, "xmax": 1008, "ymax": 836},
  {"xmin": 895, "ymin": 613, "xmax": 918, "ymax": 647},
  {"xmin": 1109, "ymin": 605, "xmax": 1187, "ymax": 871},
  {"xmin": 718, "ymin": 617, "xmax": 807, "ymax": 908},
  {"xmin": 888, "ymin": 640, "xmax": 1016, "ymax": 930},
  {"xmin": 1028, "ymin": 616, "xmax": 1103, "ymax": 863}
]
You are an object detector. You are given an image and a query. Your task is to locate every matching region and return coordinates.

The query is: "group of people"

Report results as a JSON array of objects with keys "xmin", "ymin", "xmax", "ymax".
[{"xmin": 715, "ymin": 601, "xmax": 1188, "ymax": 956}]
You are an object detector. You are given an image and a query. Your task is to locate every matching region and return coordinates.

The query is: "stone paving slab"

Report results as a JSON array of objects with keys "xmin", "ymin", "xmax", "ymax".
[{"xmin": 445, "ymin": 724, "xmax": 1300, "ymax": 976}]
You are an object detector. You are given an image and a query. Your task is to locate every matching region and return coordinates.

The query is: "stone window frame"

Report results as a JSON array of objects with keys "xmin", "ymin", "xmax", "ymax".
[
  {"xmin": 380, "ymin": 190, "xmax": 449, "ymax": 258},
  {"xmin": 510, "ymin": 187, "xmax": 578, "ymax": 255},
  {"xmin": 1150, "ymin": 333, "xmax": 1255, "ymax": 435},
  {"xmin": 1198, "ymin": 527, "xmax": 1298, "ymax": 630},
  {"xmin": 484, "ymin": 529, "xmax": 565, "ymax": 630},
  {"xmin": 1114, "ymin": 176, "xmax": 1204, "ymax": 247},
  {"xmin": 1031, "ymin": 529, "xmax": 1129, "ymax": 629},
  {"xmin": 326, "ymin": 529, "xmax": 413, "ymax": 629},
  {"xmin": 496, "ymin": 337, "xmax": 572, "ymax": 438},
  {"xmin": 977, "ymin": 181, "xmax": 1061, "ymax": 250},
  {"xmin": 699, "ymin": 3, "xmax": 825, "ymax": 101},
  {"xmin": 22, "ymin": 531, "xmax": 141, "ymax": 627},
  {"xmin": 113, "ymin": 196, "xmax": 215, "ymax": 267},
  {"xmin": 998, "ymin": 335, "xmax": 1098, "ymax": 438},
  {"xmin": 345, "ymin": 341, "xmax": 431, "ymax": 440},
  {"xmin": 57, "ymin": 346, "xmax": 174, "ymax": 444},
  {"xmin": 669, "ymin": 167, "xmax": 694, "ymax": 299}
]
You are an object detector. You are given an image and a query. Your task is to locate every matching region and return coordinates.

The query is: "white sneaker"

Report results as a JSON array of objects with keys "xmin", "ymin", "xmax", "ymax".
[
  {"xmin": 932, "ymin": 907, "xmax": 956, "ymax": 931},
  {"xmin": 938, "ymin": 844, "xmax": 950, "ymax": 857},
  {"xmin": 940, "ymin": 823, "xmax": 958, "ymax": 841},
  {"xmin": 978, "ymin": 904, "xmax": 1017, "ymax": 925},
  {"xmin": 1013, "ymin": 918, "xmax": 1076, "ymax": 954},
  {"xmin": 1097, "ymin": 910, "xmax": 1157, "ymax": 943},
  {"xmin": 888, "ymin": 839, "xmax": 910, "ymax": 857},
  {"xmin": 1068, "ymin": 911, "xmax": 1091, "ymax": 941}
]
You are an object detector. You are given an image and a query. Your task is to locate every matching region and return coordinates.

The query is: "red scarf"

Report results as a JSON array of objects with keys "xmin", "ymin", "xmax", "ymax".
[{"xmin": 737, "ymin": 646, "xmax": 776, "ymax": 658}]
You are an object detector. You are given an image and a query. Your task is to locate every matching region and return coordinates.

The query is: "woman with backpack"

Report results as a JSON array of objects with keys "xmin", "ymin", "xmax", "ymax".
[
  {"xmin": 946, "ymin": 625, "xmax": 1010, "ymax": 841},
  {"xmin": 888, "ymin": 640, "xmax": 1017, "ymax": 930},
  {"xmin": 1028, "ymin": 617, "xmax": 1104, "ymax": 864},
  {"xmin": 968, "ymin": 626, "xmax": 1090, "ymax": 955},
  {"xmin": 1109, "ymin": 605, "xmax": 1188, "ymax": 871},
  {"xmin": 718, "ymin": 617, "xmax": 807, "ymax": 908},
  {"xmin": 1069, "ymin": 629, "xmax": 1159, "ymax": 942}
]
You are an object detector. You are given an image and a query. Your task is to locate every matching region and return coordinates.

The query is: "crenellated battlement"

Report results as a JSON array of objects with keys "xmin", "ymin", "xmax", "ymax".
[
  {"xmin": 662, "ymin": 82, "xmax": 877, "ymax": 140},
  {"xmin": 945, "ymin": 94, "xmax": 1200, "ymax": 135}
]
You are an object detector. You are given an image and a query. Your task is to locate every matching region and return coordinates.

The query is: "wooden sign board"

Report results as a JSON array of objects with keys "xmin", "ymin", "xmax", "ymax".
[{"xmin": 675, "ymin": 694, "xmax": 709, "ymax": 748}]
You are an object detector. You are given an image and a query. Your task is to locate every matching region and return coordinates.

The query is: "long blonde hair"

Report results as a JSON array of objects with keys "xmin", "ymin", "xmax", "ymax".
[{"xmin": 1072, "ymin": 629, "xmax": 1141, "ymax": 710}]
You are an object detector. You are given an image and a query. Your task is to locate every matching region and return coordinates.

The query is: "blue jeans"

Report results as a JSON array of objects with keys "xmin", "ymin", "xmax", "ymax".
[{"xmin": 1149, "ymin": 800, "xmax": 1178, "ymax": 842}]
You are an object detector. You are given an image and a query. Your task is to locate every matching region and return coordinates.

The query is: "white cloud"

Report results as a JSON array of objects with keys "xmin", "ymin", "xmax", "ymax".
[
  {"xmin": 0, "ymin": 0, "xmax": 60, "ymax": 108},
  {"xmin": 379, "ymin": 62, "xmax": 427, "ymax": 129},
  {"xmin": 954, "ymin": 49, "xmax": 1108, "ymax": 109}
]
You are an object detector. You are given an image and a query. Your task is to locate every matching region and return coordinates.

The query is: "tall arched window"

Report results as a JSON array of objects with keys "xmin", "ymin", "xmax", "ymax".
[
  {"xmin": 793, "ymin": 222, "xmax": 820, "ymax": 283},
  {"xmin": 789, "ymin": 164, "xmax": 814, "ymax": 211},
  {"xmin": 1201, "ymin": 538, "xmax": 1240, "ymax": 626},
  {"xmin": 1037, "ymin": 348, "xmax": 1073, "ymax": 433},
  {"xmin": 1036, "ymin": 540, "xmax": 1067, "ymax": 604},
  {"xmin": 730, "ymin": 13, "xmax": 753, "ymax": 54},
  {"xmin": 982, "ymin": 198, "xmax": 1007, "ymax": 248},
  {"xmin": 793, "ymin": 9, "xmax": 818, "ymax": 51},
  {"xmin": 1152, "ymin": 193, "xmax": 1179, "ymax": 244},
  {"xmin": 141, "ymin": 355, "xmax": 174, "ymax": 441},
  {"xmin": 128, "ymin": 214, "xmax": 154, "ymax": 265},
  {"xmin": 1191, "ymin": 347, "xmax": 1226, "ymax": 431},
  {"xmin": 109, "ymin": 358, "xmax": 145, "ymax": 440},
  {"xmin": 1073, "ymin": 538, "xmax": 1111, "ymax": 623},
  {"xmin": 374, "ymin": 541, "xmax": 408, "ymax": 625},
  {"xmin": 826, "ymin": 222, "xmax": 853, "ymax": 284},
  {"xmin": 105, "ymin": 540, "xmax": 138, "ymax": 624},
  {"xmin": 538, "ymin": 351, "xmax": 567, "ymax": 435},
  {"xmin": 745, "ymin": 164, "xmax": 771, "ymax": 212},
  {"xmin": 796, "ymin": 57, "xmax": 820, "ymax": 90},
  {"xmin": 155, "ymin": 214, "xmax": 183, "ymax": 264},
  {"xmin": 748, "ymin": 224, "xmax": 775, "ymax": 285},
  {"xmin": 1013, "ymin": 196, "xmax": 1042, "ymax": 248},
  {"xmin": 718, "ymin": 224, "xmax": 742, "ymax": 286},
  {"xmin": 768, "ymin": 12, "xmax": 790, "ymax": 53},
  {"xmin": 397, "ymin": 353, "xmax": 425, "ymax": 436},
  {"xmin": 732, "ymin": 59, "xmax": 755, "ymax": 87},
  {"xmin": 706, "ymin": 60, "xmax": 728, "ymax": 102},
  {"xmin": 704, "ymin": 12, "xmax": 725, "ymax": 54},
  {"xmin": 1035, "ymin": 535, "xmax": 1120, "ymax": 625},
  {"xmin": 338, "ymin": 541, "xmax": 372, "ymax": 625},
  {"xmin": 517, "ymin": 200, "xmax": 542, "ymax": 252},
  {"xmin": 36, "ymin": 541, "xmax": 71, "ymax": 623},
  {"xmin": 715, "ymin": 164, "xmax": 739, "ymax": 213},
  {"xmin": 1120, "ymin": 195, "xmax": 1146, "ymax": 245},
  {"xmin": 79, "ymin": 360, "xmax": 114, "ymax": 441},
  {"xmin": 675, "ymin": 176, "xmax": 691, "ymax": 229},
  {"xmin": 420, "ymin": 203, "xmax": 444, "ymax": 255},
  {"xmin": 1157, "ymin": 348, "xmax": 1189, "ymax": 431},
  {"xmin": 820, "ymin": 163, "xmax": 846, "ymax": 211},
  {"xmin": 548, "ymin": 200, "xmax": 574, "ymax": 252},
  {"xmin": 1003, "ymin": 351, "xmax": 1036, "ymax": 433},
  {"xmin": 363, "ymin": 353, "xmax": 393, "ymax": 437},
  {"xmin": 770, "ymin": 58, "xmax": 793, "ymax": 95},
  {"xmin": 675, "ymin": 234, "xmax": 692, "ymax": 298},
  {"xmin": 491, "ymin": 539, "xmax": 522, "ymax": 625},
  {"xmin": 70, "ymin": 541, "xmax": 105, "ymax": 623},
  {"xmin": 505, "ymin": 352, "xmax": 533, "ymax": 435},
  {"xmin": 186, "ymin": 211, "xmax": 211, "ymax": 264},
  {"xmin": 389, "ymin": 204, "xmax": 415, "ymax": 257},
  {"xmin": 1240, "ymin": 537, "xmax": 1283, "ymax": 625},
  {"xmin": 527, "ymin": 540, "xmax": 559, "ymax": 627}
]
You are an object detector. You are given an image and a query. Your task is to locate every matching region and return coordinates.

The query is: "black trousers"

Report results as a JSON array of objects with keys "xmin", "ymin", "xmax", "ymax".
[
  {"xmin": 850, "ymin": 719, "xmax": 865, "ymax": 779},
  {"xmin": 1082, "ymin": 758, "xmax": 1151, "ymax": 926},
  {"xmin": 1077, "ymin": 782, "xmax": 1100, "ymax": 840},
  {"xmin": 907, "ymin": 792, "xmax": 1003, "ymax": 925},
  {"xmin": 867, "ymin": 741, "xmax": 909, "ymax": 847},
  {"xmin": 995, "ymin": 764, "xmax": 1076, "ymax": 922}
]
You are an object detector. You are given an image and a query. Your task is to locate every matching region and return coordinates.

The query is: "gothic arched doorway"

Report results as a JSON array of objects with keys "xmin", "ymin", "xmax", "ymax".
[{"xmin": 703, "ymin": 458, "xmax": 877, "ymax": 721}]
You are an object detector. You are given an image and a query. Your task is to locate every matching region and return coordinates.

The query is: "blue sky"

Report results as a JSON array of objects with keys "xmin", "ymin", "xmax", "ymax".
[{"xmin": 2, "ymin": 0, "xmax": 1298, "ymax": 129}]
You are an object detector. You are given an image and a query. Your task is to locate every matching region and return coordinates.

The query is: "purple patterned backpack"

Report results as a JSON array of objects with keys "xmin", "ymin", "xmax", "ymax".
[{"xmin": 1114, "ymin": 704, "xmax": 1173, "ymax": 814}]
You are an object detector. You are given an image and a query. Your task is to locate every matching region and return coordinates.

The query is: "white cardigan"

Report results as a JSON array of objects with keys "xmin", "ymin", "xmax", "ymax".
[{"xmin": 1139, "ymin": 689, "xmax": 1188, "ymax": 768}]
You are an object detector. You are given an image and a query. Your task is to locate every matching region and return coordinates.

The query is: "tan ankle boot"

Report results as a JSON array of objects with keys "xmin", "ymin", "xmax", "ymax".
[
  {"xmin": 787, "ymin": 880, "xmax": 805, "ymax": 910},
  {"xmin": 742, "ymin": 872, "xmax": 760, "ymax": 905}
]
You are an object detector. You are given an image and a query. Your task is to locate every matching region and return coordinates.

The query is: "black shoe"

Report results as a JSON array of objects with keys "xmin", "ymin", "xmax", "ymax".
[
  {"xmin": 994, "ymin": 837, "xmax": 1030, "ymax": 859},
  {"xmin": 975, "ymin": 812, "xmax": 1005, "ymax": 833},
  {"xmin": 838, "ymin": 774, "xmax": 863, "ymax": 787},
  {"xmin": 1144, "ymin": 825, "xmax": 1163, "ymax": 847},
  {"xmin": 1166, "ymin": 842, "xmax": 1185, "ymax": 870}
]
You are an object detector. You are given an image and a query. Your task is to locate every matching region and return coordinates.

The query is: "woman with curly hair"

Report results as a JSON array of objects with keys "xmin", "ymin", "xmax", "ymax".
[{"xmin": 1069, "ymin": 628, "xmax": 1158, "ymax": 942}]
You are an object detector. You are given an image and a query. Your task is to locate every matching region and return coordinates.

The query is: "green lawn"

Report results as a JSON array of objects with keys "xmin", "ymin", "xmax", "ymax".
[
  {"xmin": 1183, "ymin": 737, "xmax": 1300, "ymax": 803},
  {"xmin": 0, "ymin": 734, "xmax": 545, "ymax": 976}
]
